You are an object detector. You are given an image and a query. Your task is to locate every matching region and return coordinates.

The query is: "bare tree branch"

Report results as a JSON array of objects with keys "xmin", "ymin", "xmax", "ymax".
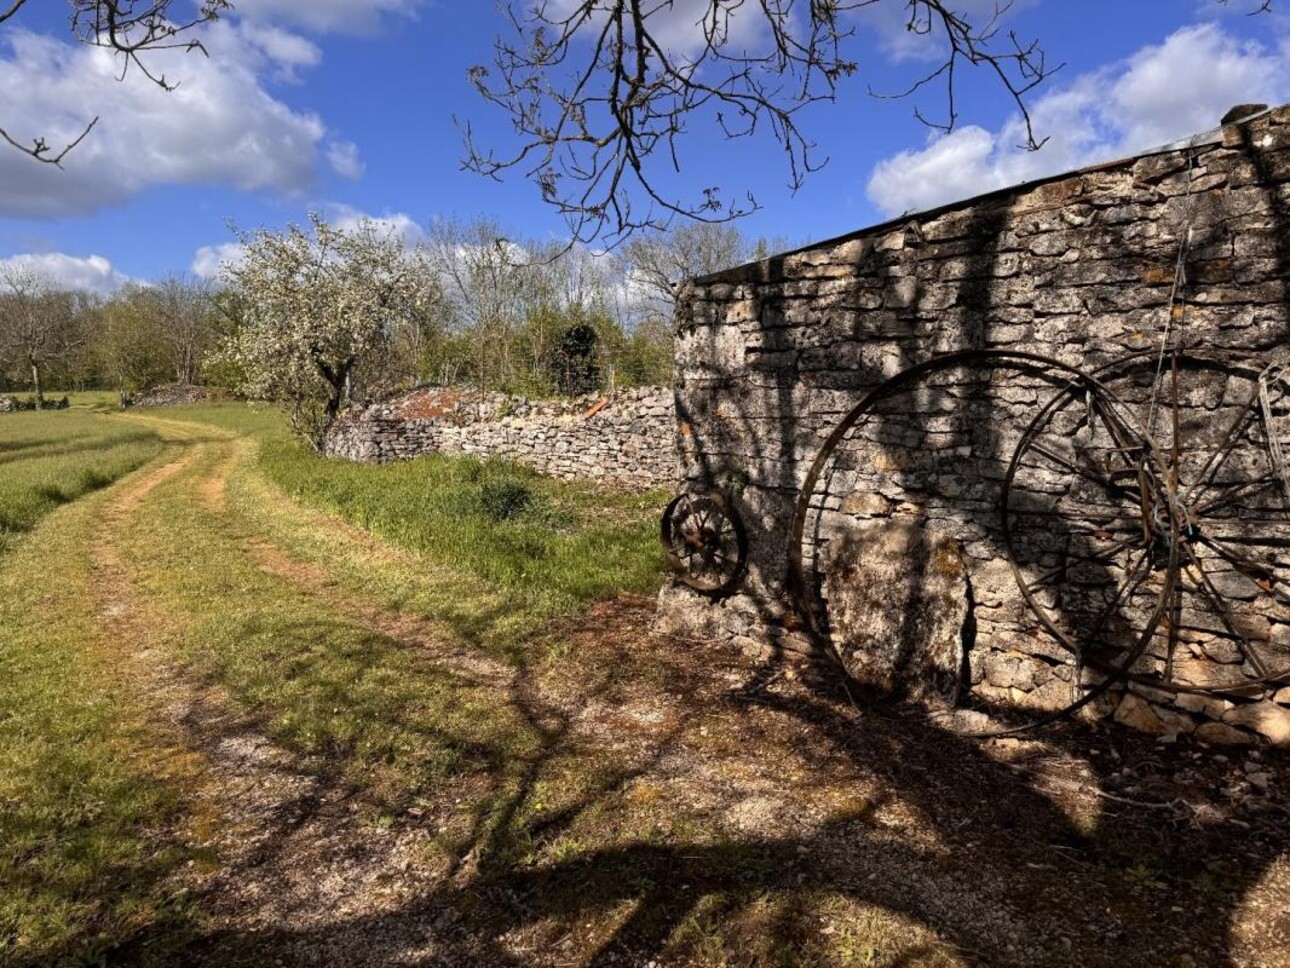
[
  {"xmin": 467, "ymin": 0, "xmax": 1275, "ymax": 246},
  {"xmin": 1, "ymin": 0, "xmax": 230, "ymax": 165},
  {"xmin": 0, "ymin": 0, "xmax": 30, "ymax": 27},
  {"xmin": 0, "ymin": 116, "xmax": 98, "ymax": 167},
  {"xmin": 1215, "ymin": 0, "xmax": 1275, "ymax": 13},
  {"xmin": 464, "ymin": 0, "xmax": 1064, "ymax": 246}
]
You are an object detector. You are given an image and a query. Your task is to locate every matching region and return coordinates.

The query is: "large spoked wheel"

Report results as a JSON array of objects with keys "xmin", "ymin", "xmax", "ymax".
[
  {"xmin": 790, "ymin": 350, "xmax": 1177, "ymax": 723},
  {"xmin": 1003, "ymin": 368, "xmax": 1182, "ymax": 697},
  {"xmin": 661, "ymin": 490, "xmax": 748, "ymax": 596},
  {"xmin": 1008, "ymin": 351, "xmax": 1290, "ymax": 697}
]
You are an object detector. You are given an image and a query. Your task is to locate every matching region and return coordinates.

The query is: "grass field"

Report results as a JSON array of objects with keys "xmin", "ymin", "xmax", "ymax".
[
  {"xmin": 0, "ymin": 486, "xmax": 197, "ymax": 966},
  {"xmin": 2, "ymin": 402, "xmax": 1285, "ymax": 968},
  {"xmin": 0, "ymin": 409, "xmax": 167, "ymax": 556},
  {"xmin": 160, "ymin": 402, "xmax": 667, "ymax": 645},
  {"xmin": 0, "ymin": 401, "xmax": 669, "ymax": 964}
]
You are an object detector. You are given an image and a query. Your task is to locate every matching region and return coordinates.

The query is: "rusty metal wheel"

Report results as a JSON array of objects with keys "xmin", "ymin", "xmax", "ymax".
[
  {"xmin": 789, "ymin": 349, "xmax": 1179, "ymax": 732},
  {"xmin": 661, "ymin": 490, "xmax": 747, "ymax": 595},
  {"xmin": 1006, "ymin": 351, "xmax": 1290, "ymax": 698},
  {"xmin": 1002, "ymin": 366, "xmax": 1180, "ymax": 708}
]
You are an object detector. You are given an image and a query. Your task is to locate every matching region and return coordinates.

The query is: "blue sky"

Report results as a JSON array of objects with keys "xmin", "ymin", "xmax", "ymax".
[{"xmin": 0, "ymin": 0, "xmax": 1286, "ymax": 292}]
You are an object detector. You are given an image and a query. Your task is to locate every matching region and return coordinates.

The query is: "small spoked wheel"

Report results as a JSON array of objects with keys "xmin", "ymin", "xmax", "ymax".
[{"xmin": 661, "ymin": 490, "xmax": 747, "ymax": 595}]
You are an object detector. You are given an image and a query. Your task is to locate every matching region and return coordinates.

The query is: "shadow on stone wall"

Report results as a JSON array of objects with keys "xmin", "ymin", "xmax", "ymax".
[
  {"xmin": 663, "ymin": 107, "xmax": 1290, "ymax": 740},
  {"xmin": 653, "ymin": 108, "xmax": 1290, "ymax": 956}
]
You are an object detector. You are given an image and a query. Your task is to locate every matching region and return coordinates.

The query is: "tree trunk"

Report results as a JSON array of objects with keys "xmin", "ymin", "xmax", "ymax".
[
  {"xmin": 29, "ymin": 356, "xmax": 43, "ymax": 409},
  {"xmin": 310, "ymin": 356, "xmax": 355, "ymax": 451}
]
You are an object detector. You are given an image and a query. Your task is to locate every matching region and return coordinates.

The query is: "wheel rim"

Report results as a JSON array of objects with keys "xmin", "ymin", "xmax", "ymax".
[{"xmin": 789, "ymin": 349, "xmax": 1182, "ymax": 734}]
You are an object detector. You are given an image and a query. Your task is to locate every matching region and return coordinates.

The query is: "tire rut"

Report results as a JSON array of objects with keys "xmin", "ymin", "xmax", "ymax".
[
  {"xmin": 205, "ymin": 437, "xmax": 516, "ymax": 688},
  {"xmin": 88, "ymin": 441, "xmax": 459, "ymax": 965}
]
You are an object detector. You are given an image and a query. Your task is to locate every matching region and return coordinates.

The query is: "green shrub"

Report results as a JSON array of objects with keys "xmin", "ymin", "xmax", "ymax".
[{"xmin": 478, "ymin": 477, "xmax": 534, "ymax": 520}]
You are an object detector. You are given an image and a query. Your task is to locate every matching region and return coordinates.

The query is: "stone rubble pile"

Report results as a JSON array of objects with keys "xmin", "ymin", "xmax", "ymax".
[{"xmin": 130, "ymin": 384, "xmax": 213, "ymax": 408}]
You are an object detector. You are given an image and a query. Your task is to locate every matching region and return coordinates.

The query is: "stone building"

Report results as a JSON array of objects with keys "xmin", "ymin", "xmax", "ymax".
[{"xmin": 658, "ymin": 104, "xmax": 1290, "ymax": 745}]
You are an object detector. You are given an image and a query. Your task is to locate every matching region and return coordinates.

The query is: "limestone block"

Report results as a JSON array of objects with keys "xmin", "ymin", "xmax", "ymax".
[
  {"xmin": 1195, "ymin": 722, "xmax": 1257, "ymax": 746},
  {"xmin": 1173, "ymin": 692, "xmax": 1233, "ymax": 721},
  {"xmin": 1222, "ymin": 703, "xmax": 1290, "ymax": 745},
  {"xmin": 821, "ymin": 520, "xmax": 968, "ymax": 699},
  {"xmin": 1115, "ymin": 693, "xmax": 1164, "ymax": 735},
  {"xmin": 1013, "ymin": 677, "xmax": 1076, "ymax": 713}
]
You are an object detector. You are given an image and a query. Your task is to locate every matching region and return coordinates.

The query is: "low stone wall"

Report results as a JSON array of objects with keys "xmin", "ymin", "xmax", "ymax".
[
  {"xmin": 324, "ymin": 385, "xmax": 679, "ymax": 491},
  {"xmin": 659, "ymin": 105, "xmax": 1290, "ymax": 745},
  {"xmin": 0, "ymin": 394, "xmax": 68, "ymax": 412},
  {"xmin": 130, "ymin": 384, "xmax": 213, "ymax": 408}
]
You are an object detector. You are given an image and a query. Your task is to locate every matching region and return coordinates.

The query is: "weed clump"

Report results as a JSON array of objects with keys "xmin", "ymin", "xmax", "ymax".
[{"xmin": 478, "ymin": 477, "xmax": 534, "ymax": 520}]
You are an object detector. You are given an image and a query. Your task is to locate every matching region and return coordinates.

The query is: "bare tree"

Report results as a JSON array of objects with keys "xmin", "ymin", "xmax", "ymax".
[
  {"xmin": 0, "ymin": 268, "xmax": 86, "ymax": 406},
  {"xmin": 424, "ymin": 217, "xmax": 534, "ymax": 391},
  {"xmin": 0, "ymin": 0, "xmax": 230, "ymax": 165},
  {"xmin": 464, "ymin": 0, "xmax": 1059, "ymax": 246},
  {"xmin": 466, "ymin": 0, "xmax": 1276, "ymax": 246},
  {"xmin": 151, "ymin": 275, "xmax": 214, "ymax": 385},
  {"xmin": 617, "ymin": 221, "xmax": 751, "ymax": 324}
]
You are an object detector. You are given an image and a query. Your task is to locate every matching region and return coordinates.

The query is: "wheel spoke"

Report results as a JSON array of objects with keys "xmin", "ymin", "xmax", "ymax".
[
  {"xmin": 1182, "ymin": 395, "xmax": 1261, "ymax": 506},
  {"xmin": 1196, "ymin": 533, "xmax": 1281, "ymax": 585},
  {"xmin": 1082, "ymin": 547, "xmax": 1153, "ymax": 653},
  {"xmin": 1182, "ymin": 543, "xmax": 1270, "ymax": 678},
  {"xmin": 1027, "ymin": 440, "xmax": 1136, "ymax": 497},
  {"xmin": 1200, "ymin": 530, "xmax": 1290, "ymax": 548},
  {"xmin": 1194, "ymin": 475, "xmax": 1283, "ymax": 517}
]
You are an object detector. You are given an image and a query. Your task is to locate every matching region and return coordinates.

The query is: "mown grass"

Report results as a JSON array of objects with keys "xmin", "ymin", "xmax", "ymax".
[
  {"xmin": 0, "ymin": 488, "xmax": 195, "ymax": 966},
  {"xmin": 119, "ymin": 441, "xmax": 542, "ymax": 812},
  {"xmin": 259, "ymin": 442, "xmax": 665, "ymax": 622},
  {"xmin": 0, "ymin": 410, "xmax": 166, "ymax": 556},
  {"xmin": 160, "ymin": 402, "xmax": 666, "ymax": 641},
  {"xmin": 0, "ymin": 402, "xmax": 669, "ymax": 961}
]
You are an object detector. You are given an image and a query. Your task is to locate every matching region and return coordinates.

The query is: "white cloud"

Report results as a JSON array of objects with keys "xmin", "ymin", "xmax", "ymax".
[
  {"xmin": 0, "ymin": 23, "xmax": 334, "ymax": 218},
  {"xmin": 0, "ymin": 252, "xmax": 137, "ymax": 295},
  {"xmin": 327, "ymin": 140, "xmax": 366, "ymax": 180},
  {"xmin": 237, "ymin": 22, "xmax": 322, "ymax": 81},
  {"xmin": 547, "ymin": 0, "xmax": 768, "ymax": 61},
  {"xmin": 866, "ymin": 23, "xmax": 1289, "ymax": 218},
  {"xmin": 192, "ymin": 205, "xmax": 421, "ymax": 279},
  {"xmin": 190, "ymin": 242, "xmax": 247, "ymax": 281},
  {"xmin": 327, "ymin": 204, "xmax": 423, "ymax": 247},
  {"xmin": 238, "ymin": 0, "xmax": 424, "ymax": 35}
]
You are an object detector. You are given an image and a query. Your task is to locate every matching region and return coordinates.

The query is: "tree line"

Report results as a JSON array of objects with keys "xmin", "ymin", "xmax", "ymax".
[{"xmin": 0, "ymin": 217, "xmax": 773, "ymax": 444}]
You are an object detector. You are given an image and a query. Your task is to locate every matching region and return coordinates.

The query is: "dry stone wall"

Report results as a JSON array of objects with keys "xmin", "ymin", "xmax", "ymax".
[
  {"xmin": 130, "ymin": 384, "xmax": 213, "ymax": 408},
  {"xmin": 324, "ymin": 385, "xmax": 678, "ymax": 491},
  {"xmin": 658, "ymin": 105, "xmax": 1290, "ymax": 745}
]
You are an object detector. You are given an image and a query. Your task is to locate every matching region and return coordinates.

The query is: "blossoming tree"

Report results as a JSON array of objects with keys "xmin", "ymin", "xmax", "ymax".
[{"xmin": 220, "ymin": 214, "xmax": 432, "ymax": 448}]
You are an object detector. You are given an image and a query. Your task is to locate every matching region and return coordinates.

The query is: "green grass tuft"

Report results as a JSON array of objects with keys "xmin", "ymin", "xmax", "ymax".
[{"xmin": 0, "ymin": 410, "xmax": 166, "ymax": 557}]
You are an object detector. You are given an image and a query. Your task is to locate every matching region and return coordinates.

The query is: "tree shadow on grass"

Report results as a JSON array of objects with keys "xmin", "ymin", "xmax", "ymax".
[{"xmin": 116, "ymin": 600, "xmax": 1289, "ymax": 968}]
